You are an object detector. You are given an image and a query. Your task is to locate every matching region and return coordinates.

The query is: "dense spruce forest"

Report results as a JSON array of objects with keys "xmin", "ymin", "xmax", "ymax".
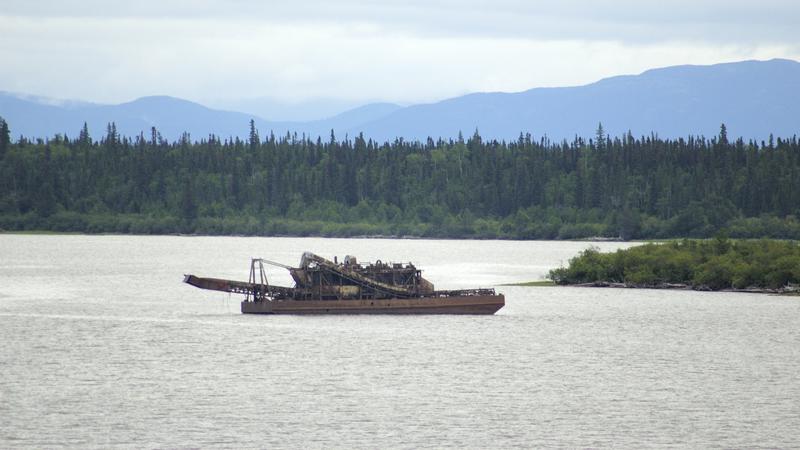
[{"xmin": 0, "ymin": 117, "xmax": 799, "ymax": 240}]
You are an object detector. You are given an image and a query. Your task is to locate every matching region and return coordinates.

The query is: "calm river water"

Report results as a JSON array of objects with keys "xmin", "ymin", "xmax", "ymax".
[{"xmin": 1, "ymin": 235, "xmax": 799, "ymax": 448}]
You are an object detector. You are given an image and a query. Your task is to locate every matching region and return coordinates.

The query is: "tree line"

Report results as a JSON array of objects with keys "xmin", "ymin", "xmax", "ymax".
[{"xmin": 0, "ymin": 117, "xmax": 799, "ymax": 239}]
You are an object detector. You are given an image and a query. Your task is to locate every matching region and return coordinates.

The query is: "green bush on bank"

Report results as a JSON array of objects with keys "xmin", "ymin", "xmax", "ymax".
[{"xmin": 548, "ymin": 239, "xmax": 800, "ymax": 290}]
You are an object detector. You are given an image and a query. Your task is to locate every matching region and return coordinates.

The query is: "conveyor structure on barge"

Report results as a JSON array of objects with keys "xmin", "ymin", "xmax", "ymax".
[{"xmin": 183, "ymin": 252, "xmax": 504, "ymax": 315}]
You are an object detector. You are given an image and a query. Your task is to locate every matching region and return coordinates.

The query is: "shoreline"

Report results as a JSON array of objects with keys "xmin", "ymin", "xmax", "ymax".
[
  {"xmin": 545, "ymin": 281, "xmax": 799, "ymax": 296},
  {"xmin": 0, "ymin": 230, "xmax": 632, "ymax": 242}
]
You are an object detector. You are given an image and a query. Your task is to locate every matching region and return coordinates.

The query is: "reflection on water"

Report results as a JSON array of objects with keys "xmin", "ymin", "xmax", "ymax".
[{"xmin": 1, "ymin": 235, "xmax": 799, "ymax": 448}]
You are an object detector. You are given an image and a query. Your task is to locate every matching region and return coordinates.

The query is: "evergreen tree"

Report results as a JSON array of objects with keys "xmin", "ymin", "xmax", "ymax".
[
  {"xmin": 105, "ymin": 122, "xmax": 118, "ymax": 145},
  {"xmin": 78, "ymin": 122, "xmax": 91, "ymax": 146},
  {"xmin": 719, "ymin": 123, "xmax": 728, "ymax": 145},
  {"xmin": 0, "ymin": 116, "xmax": 9, "ymax": 159},
  {"xmin": 249, "ymin": 119, "xmax": 260, "ymax": 149},
  {"xmin": 595, "ymin": 122, "xmax": 605, "ymax": 149},
  {"xmin": 180, "ymin": 176, "xmax": 198, "ymax": 222}
]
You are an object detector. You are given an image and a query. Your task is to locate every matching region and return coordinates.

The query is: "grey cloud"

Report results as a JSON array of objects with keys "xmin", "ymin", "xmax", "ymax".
[
  {"xmin": 1, "ymin": 0, "xmax": 797, "ymax": 106},
  {"xmin": 2, "ymin": 0, "xmax": 798, "ymax": 43}
]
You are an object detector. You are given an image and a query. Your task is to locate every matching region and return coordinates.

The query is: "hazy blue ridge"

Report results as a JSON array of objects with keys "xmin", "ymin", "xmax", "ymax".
[
  {"xmin": 1, "ymin": 59, "xmax": 798, "ymax": 142},
  {"xmin": 353, "ymin": 59, "xmax": 800, "ymax": 142},
  {"xmin": 0, "ymin": 92, "xmax": 401, "ymax": 142}
]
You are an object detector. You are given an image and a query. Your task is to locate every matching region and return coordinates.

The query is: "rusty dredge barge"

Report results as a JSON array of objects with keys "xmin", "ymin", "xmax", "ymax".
[{"xmin": 184, "ymin": 252, "xmax": 504, "ymax": 315}]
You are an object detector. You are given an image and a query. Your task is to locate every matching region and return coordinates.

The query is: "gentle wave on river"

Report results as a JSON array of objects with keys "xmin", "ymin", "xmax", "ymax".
[{"xmin": 2, "ymin": 235, "xmax": 799, "ymax": 448}]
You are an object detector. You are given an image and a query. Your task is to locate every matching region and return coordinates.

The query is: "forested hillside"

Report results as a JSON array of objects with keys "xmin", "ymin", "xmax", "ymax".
[{"xmin": 0, "ymin": 117, "xmax": 798, "ymax": 239}]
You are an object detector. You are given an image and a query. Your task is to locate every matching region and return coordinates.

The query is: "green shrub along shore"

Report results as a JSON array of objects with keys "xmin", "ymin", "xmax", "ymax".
[{"xmin": 548, "ymin": 239, "xmax": 800, "ymax": 291}]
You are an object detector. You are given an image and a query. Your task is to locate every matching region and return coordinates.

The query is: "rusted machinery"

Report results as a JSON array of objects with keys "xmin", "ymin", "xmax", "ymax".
[{"xmin": 184, "ymin": 252, "xmax": 504, "ymax": 315}]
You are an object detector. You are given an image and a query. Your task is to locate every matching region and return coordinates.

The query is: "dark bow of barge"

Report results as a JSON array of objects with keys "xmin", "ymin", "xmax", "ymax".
[{"xmin": 184, "ymin": 252, "xmax": 504, "ymax": 315}]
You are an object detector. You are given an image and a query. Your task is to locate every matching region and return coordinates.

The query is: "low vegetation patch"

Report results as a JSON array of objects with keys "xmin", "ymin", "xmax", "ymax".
[
  {"xmin": 501, "ymin": 280, "xmax": 556, "ymax": 287},
  {"xmin": 548, "ymin": 238, "xmax": 800, "ymax": 291}
]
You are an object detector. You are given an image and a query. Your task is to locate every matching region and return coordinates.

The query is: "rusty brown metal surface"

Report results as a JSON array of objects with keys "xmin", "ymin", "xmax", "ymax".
[
  {"xmin": 240, "ymin": 294, "xmax": 505, "ymax": 315},
  {"xmin": 183, "ymin": 274, "xmax": 294, "ymax": 298},
  {"xmin": 184, "ymin": 252, "xmax": 505, "ymax": 315}
]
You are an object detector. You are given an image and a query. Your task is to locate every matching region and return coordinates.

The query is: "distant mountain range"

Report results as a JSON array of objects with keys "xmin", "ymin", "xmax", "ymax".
[{"xmin": 1, "ymin": 58, "xmax": 798, "ymax": 142}]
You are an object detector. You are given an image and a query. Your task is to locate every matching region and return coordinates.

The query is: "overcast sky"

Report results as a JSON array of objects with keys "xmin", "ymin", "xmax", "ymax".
[{"xmin": 1, "ymin": 0, "xmax": 799, "ymax": 107}]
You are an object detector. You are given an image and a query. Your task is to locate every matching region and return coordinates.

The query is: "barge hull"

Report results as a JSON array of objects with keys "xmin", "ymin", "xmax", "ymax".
[{"xmin": 241, "ymin": 294, "xmax": 504, "ymax": 315}]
